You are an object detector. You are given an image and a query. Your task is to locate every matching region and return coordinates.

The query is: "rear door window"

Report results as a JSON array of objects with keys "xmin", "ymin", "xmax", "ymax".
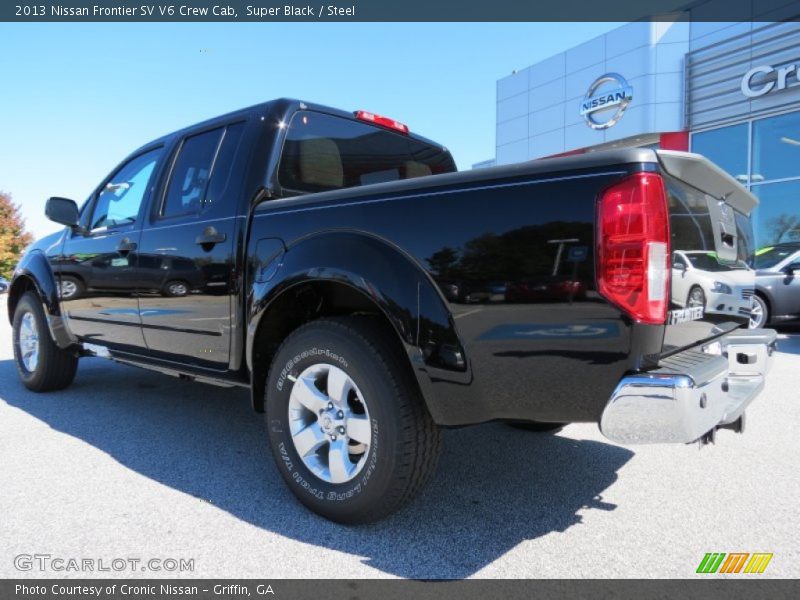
[
  {"xmin": 161, "ymin": 128, "xmax": 224, "ymax": 218},
  {"xmin": 278, "ymin": 111, "xmax": 456, "ymax": 194}
]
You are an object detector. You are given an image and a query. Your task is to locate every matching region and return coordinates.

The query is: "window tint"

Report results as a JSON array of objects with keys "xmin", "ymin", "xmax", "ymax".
[
  {"xmin": 204, "ymin": 122, "xmax": 245, "ymax": 213},
  {"xmin": 90, "ymin": 148, "xmax": 162, "ymax": 230},
  {"xmin": 754, "ymin": 246, "xmax": 800, "ymax": 269},
  {"xmin": 162, "ymin": 128, "xmax": 224, "ymax": 218},
  {"xmin": 278, "ymin": 111, "xmax": 456, "ymax": 194}
]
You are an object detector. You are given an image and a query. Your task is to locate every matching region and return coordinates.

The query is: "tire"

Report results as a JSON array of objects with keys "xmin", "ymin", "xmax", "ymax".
[
  {"xmin": 12, "ymin": 291, "xmax": 78, "ymax": 392},
  {"xmin": 507, "ymin": 421, "xmax": 565, "ymax": 433},
  {"xmin": 687, "ymin": 285, "xmax": 706, "ymax": 309},
  {"xmin": 750, "ymin": 294, "xmax": 769, "ymax": 329},
  {"xmin": 264, "ymin": 316, "xmax": 442, "ymax": 524},
  {"xmin": 58, "ymin": 275, "xmax": 83, "ymax": 300},
  {"xmin": 163, "ymin": 280, "xmax": 189, "ymax": 297}
]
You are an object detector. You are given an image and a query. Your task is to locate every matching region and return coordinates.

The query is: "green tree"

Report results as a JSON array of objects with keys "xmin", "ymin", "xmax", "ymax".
[
  {"xmin": 0, "ymin": 191, "xmax": 34, "ymax": 279},
  {"xmin": 426, "ymin": 246, "xmax": 460, "ymax": 279}
]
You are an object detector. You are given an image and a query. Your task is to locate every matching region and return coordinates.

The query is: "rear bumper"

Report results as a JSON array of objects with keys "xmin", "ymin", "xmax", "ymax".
[{"xmin": 600, "ymin": 328, "xmax": 777, "ymax": 444}]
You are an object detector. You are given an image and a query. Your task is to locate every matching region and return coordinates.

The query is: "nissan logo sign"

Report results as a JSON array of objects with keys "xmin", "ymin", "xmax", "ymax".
[
  {"xmin": 580, "ymin": 73, "xmax": 633, "ymax": 130},
  {"xmin": 741, "ymin": 63, "xmax": 799, "ymax": 98}
]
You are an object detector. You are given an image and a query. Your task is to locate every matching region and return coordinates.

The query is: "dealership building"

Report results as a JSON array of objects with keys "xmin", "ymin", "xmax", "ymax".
[{"xmin": 479, "ymin": 14, "xmax": 800, "ymax": 247}]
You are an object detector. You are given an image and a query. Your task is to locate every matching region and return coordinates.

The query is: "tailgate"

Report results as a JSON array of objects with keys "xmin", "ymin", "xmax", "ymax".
[{"xmin": 657, "ymin": 151, "xmax": 758, "ymax": 356}]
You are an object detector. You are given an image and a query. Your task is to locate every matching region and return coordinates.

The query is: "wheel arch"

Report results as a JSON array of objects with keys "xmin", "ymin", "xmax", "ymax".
[
  {"xmin": 7, "ymin": 251, "xmax": 76, "ymax": 348},
  {"xmin": 8, "ymin": 250, "xmax": 60, "ymax": 320},
  {"xmin": 246, "ymin": 231, "xmax": 465, "ymax": 417},
  {"xmin": 754, "ymin": 289, "xmax": 772, "ymax": 323}
]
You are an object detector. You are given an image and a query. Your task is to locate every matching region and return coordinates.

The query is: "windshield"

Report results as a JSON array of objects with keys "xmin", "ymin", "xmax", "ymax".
[
  {"xmin": 684, "ymin": 253, "xmax": 747, "ymax": 272},
  {"xmin": 754, "ymin": 246, "xmax": 800, "ymax": 269}
]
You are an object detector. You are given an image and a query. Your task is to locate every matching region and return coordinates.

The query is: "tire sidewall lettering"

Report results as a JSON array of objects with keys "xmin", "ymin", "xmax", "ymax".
[{"xmin": 276, "ymin": 347, "xmax": 348, "ymax": 392}]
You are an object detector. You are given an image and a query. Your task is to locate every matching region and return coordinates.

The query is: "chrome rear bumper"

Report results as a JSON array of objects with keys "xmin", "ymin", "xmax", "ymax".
[{"xmin": 600, "ymin": 328, "xmax": 777, "ymax": 444}]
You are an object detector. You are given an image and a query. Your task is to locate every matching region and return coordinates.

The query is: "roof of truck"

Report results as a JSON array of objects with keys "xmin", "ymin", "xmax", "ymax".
[{"xmin": 137, "ymin": 98, "xmax": 449, "ymax": 153}]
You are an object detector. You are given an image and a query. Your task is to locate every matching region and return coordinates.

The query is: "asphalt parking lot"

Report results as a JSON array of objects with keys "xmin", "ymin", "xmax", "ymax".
[{"xmin": 1, "ymin": 300, "xmax": 798, "ymax": 579}]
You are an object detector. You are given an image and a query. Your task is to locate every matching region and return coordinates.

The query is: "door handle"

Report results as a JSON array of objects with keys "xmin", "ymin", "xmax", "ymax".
[
  {"xmin": 116, "ymin": 238, "xmax": 137, "ymax": 253},
  {"xmin": 195, "ymin": 227, "xmax": 227, "ymax": 247}
]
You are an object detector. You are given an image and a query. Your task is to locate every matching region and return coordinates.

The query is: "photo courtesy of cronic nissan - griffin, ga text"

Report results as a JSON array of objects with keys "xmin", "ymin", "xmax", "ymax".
[{"xmin": 8, "ymin": 99, "xmax": 777, "ymax": 523}]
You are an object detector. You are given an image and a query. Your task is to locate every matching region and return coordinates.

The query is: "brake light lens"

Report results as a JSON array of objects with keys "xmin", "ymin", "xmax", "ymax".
[
  {"xmin": 355, "ymin": 110, "xmax": 409, "ymax": 134},
  {"xmin": 596, "ymin": 172, "xmax": 670, "ymax": 324}
]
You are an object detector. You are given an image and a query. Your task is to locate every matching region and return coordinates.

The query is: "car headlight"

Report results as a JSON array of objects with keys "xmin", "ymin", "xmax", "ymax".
[{"xmin": 711, "ymin": 281, "xmax": 732, "ymax": 294}]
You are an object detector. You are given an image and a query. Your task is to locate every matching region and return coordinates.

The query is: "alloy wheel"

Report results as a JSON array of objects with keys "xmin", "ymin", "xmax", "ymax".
[{"xmin": 287, "ymin": 363, "xmax": 372, "ymax": 484}]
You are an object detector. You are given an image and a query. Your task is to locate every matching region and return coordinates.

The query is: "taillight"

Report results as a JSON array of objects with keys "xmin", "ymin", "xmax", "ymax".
[
  {"xmin": 596, "ymin": 172, "xmax": 670, "ymax": 324},
  {"xmin": 355, "ymin": 110, "xmax": 409, "ymax": 134}
]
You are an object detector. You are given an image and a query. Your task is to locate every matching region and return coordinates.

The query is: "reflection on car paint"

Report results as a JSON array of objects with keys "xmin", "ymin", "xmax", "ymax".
[{"xmin": 478, "ymin": 323, "xmax": 621, "ymax": 341}]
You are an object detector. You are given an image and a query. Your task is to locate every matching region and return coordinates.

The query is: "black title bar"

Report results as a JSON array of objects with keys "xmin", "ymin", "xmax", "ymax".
[{"xmin": 3, "ymin": 0, "xmax": 800, "ymax": 22}]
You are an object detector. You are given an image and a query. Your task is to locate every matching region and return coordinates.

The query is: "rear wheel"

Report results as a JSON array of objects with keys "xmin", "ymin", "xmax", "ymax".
[
  {"xmin": 12, "ymin": 291, "xmax": 78, "ymax": 392},
  {"xmin": 163, "ymin": 280, "xmax": 189, "ymax": 297},
  {"xmin": 264, "ymin": 317, "xmax": 441, "ymax": 524},
  {"xmin": 750, "ymin": 295, "xmax": 769, "ymax": 329}
]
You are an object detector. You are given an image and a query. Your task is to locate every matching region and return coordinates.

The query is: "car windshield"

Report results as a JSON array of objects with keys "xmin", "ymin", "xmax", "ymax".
[
  {"xmin": 684, "ymin": 253, "xmax": 747, "ymax": 272},
  {"xmin": 753, "ymin": 246, "xmax": 800, "ymax": 269}
]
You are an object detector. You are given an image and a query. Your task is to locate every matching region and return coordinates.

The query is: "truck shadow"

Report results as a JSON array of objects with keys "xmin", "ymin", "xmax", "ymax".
[
  {"xmin": 775, "ymin": 328, "xmax": 800, "ymax": 356},
  {"xmin": 0, "ymin": 357, "xmax": 633, "ymax": 579}
]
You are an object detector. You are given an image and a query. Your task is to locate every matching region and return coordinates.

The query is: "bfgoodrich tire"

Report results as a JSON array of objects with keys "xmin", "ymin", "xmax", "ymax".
[
  {"xmin": 12, "ymin": 291, "xmax": 78, "ymax": 392},
  {"xmin": 264, "ymin": 317, "xmax": 441, "ymax": 524}
]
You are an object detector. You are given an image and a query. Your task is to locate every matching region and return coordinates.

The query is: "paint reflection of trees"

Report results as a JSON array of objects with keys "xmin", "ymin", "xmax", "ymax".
[
  {"xmin": 764, "ymin": 213, "xmax": 800, "ymax": 244},
  {"xmin": 426, "ymin": 221, "xmax": 594, "ymax": 282}
]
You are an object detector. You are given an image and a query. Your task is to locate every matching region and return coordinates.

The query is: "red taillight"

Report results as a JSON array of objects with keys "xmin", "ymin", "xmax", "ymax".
[
  {"xmin": 355, "ymin": 110, "xmax": 409, "ymax": 134},
  {"xmin": 596, "ymin": 172, "xmax": 670, "ymax": 324}
]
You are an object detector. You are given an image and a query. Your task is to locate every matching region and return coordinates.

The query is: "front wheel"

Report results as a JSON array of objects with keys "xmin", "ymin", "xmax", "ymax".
[
  {"xmin": 13, "ymin": 291, "xmax": 78, "ymax": 392},
  {"xmin": 750, "ymin": 295, "xmax": 769, "ymax": 329},
  {"xmin": 265, "ymin": 317, "xmax": 441, "ymax": 524},
  {"xmin": 687, "ymin": 285, "xmax": 706, "ymax": 309}
]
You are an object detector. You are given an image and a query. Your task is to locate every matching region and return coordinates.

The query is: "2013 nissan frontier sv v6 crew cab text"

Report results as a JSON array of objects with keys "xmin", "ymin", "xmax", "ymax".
[{"xmin": 9, "ymin": 99, "xmax": 776, "ymax": 523}]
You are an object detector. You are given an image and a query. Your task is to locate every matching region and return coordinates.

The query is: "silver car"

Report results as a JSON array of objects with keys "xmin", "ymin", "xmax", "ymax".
[{"xmin": 752, "ymin": 243, "xmax": 800, "ymax": 328}]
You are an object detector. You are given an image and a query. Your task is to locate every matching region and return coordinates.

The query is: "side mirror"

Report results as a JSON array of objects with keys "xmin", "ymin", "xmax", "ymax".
[
  {"xmin": 45, "ymin": 197, "xmax": 80, "ymax": 228},
  {"xmin": 673, "ymin": 262, "xmax": 686, "ymax": 272},
  {"xmin": 784, "ymin": 263, "xmax": 800, "ymax": 276}
]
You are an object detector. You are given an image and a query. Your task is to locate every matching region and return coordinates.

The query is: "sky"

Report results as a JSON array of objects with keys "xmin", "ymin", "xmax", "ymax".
[{"xmin": 0, "ymin": 22, "xmax": 623, "ymax": 239}]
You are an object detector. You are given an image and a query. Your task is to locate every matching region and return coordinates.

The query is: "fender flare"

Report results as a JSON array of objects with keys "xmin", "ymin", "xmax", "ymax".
[
  {"xmin": 8, "ymin": 250, "xmax": 76, "ymax": 349},
  {"xmin": 246, "ymin": 231, "xmax": 467, "ymax": 417}
]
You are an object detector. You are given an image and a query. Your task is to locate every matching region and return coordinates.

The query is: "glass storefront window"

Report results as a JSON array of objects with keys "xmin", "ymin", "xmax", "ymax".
[
  {"xmin": 691, "ymin": 123, "xmax": 748, "ymax": 183},
  {"xmin": 692, "ymin": 110, "xmax": 800, "ymax": 251},
  {"xmin": 752, "ymin": 181, "xmax": 800, "ymax": 247},
  {"xmin": 752, "ymin": 111, "xmax": 800, "ymax": 183}
]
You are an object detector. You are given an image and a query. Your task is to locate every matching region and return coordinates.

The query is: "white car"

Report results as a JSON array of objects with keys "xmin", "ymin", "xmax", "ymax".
[{"xmin": 671, "ymin": 251, "xmax": 753, "ymax": 320}]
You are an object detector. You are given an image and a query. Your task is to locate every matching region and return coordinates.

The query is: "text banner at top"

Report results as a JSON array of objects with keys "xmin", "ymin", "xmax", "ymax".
[{"xmin": 4, "ymin": 0, "xmax": 800, "ymax": 22}]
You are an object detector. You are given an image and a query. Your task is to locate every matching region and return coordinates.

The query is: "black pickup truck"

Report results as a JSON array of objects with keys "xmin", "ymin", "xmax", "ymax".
[{"xmin": 8, "ymin": 99, "xmax": 776, "ymax": 523}]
